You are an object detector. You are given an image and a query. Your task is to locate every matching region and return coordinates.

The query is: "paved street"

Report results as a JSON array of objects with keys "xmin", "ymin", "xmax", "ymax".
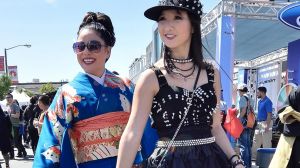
[{"xmin": 0, "ymin": 147, "xmax": 33, "ymax": 168}]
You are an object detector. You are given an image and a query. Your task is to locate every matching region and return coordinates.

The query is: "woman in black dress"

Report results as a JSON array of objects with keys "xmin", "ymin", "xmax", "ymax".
[{"xmin": 117, "ymin": 0, "xmax": 244, "ymax": 168}]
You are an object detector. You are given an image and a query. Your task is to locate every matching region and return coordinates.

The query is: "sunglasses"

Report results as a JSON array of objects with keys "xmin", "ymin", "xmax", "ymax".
[{"xmin": 72, "ymin": 40, "xmax": 106, "ymax": 54}]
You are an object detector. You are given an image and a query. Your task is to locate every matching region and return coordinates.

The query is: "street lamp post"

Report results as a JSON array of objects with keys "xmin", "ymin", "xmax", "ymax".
[{"xmin": 4, "ymin": 44, "xmax": 31, "ymax": 76}]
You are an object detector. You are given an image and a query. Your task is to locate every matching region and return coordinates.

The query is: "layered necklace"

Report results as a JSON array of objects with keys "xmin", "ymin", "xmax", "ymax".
[{"xmin": 166, "ymin": 57, "xmax": 196, "ymax": 81}]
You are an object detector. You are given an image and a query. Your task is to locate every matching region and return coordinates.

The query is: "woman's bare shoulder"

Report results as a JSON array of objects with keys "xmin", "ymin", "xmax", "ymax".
[
  {"xmin": 135, "ymin": 68, "xmax": 159, "ymax": 96},
  {"xmin": 139, "ymin": 67, "xmax": 160, "ymax": 83}
]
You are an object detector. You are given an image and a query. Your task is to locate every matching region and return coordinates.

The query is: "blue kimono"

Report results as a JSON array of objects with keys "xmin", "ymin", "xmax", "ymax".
[{"xmin": 33, "ymin": 71, "xmax": 157, "ymax": 168}]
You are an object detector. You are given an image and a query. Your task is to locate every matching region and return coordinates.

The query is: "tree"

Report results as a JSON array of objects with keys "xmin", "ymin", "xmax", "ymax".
[
  {"xmin": 39, "ymin": 83, "xmax": 56, "ymax": 94},
  {"xmin": 17, "ymin": 87, "xmax": 23, "ymax": 93},
  {"xmin": 0, "ymin": 75, "xmax": 12, "ymax": 100},
  {"xmin": 24, "ymin": 89, "xmax": 35, "ymax": 97}
]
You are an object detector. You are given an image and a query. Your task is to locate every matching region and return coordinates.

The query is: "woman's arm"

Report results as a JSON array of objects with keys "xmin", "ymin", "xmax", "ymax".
[
  {"xmin": 117, "ymin": 69, "xmax": 158, "ymax": 168},
  {"xmin": 211, "ymin": 68, "xmax": 244, "ymax": 168},
  {"xmin": 238, "ymin": 105, "xmax": 247, "ymax": 119},
  {"xmin": 37, "ymin": 112, "xmax": 44, "ymax": 135}
]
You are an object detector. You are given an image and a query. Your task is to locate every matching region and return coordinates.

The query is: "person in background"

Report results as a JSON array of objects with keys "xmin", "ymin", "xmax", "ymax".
[
  {"xmin": 12, "ymin": 99, "xmax": 27, "ymax": 158},
  {"xmin": 227, "ymin": 104, "xmax": 239, "ymax": 152},
  {"xmin": 21, "ymin": 104, "xmax": 30, "ymax": 149},
  {"xmin": 220, "ymin": 89, "xmax": 228, "ymax": 131},
  {"xmin": 0, "ymin": 106, "xmax": 12, "ymax": 168},
  {"xmin": 44, "ymin": 91, "xmax": 57, "ymax": 105},
  {"xmin": 117, "ymin": 0, "xmax": 244, "ymax": 167},
  {"xmin": 33, "ymin": 11, "xmax": 156, "ymax": 168},
  {"xmin": 237, "ymin": 84, "xmax": 254, "ymax": 168},
  {"xmin": 5, "ymin": 94, "xmax": 27, "ymax": 158},
  {"xmin": 24, "ymin": 96, "xmax": 39, "ymax": 154},
  {"xmin": 251, "ymin": 86, "xmax": 273, "ymax": 160},
  {"xmin": 34, "ymin": 95, "xmax": 50, "ymax": 135},
  {"xmin": 269, "ymin": 86, "xmax": 300, "ymax": 168}
]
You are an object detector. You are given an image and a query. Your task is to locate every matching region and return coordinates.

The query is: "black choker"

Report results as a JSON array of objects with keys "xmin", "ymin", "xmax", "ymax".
[
  {"xmin": 166, "ymin": 59, "xmax": 195, "ymax": 72},
  {"xmin": 169, "ymin": 58, "xmax": 193, "ymax": 63}
]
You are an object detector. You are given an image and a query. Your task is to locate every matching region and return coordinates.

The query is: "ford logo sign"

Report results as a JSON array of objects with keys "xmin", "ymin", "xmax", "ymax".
[{"xmin": 278, "ymin": 2, "xmax": 300, "ymax": 30}]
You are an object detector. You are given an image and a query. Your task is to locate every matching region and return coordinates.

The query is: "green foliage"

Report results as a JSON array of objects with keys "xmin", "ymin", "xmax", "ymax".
[
  {"xmin": 39, "ymin": 83, "xmax": 56, "ymax": 94},
  {"xmin": 15, "ymin": 87, "xmax": 35, "ymax": 98},
  {"xmin": 17, "ymin": 87, "xmax": 23, "ymax": 93},
  {"xmin": 0, "ymin": 75, "xmax": 12, "ymax": 100},
  {"xmin": 23, "ymin": 89, "xmax": 35, "ymax": 97}
]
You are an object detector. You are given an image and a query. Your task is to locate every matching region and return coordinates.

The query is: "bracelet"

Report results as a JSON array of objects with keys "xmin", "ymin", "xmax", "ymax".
[
  {"xmin": 229, "ymin": 154, "xmax": 239, "ymax": 163},
  {"xmin": 232, "ymin": 159, "xmax": 245, "ymax": 168},
  {"xmin": 132, "ymin": 164, "xmax": 143, "ymax": 168}
]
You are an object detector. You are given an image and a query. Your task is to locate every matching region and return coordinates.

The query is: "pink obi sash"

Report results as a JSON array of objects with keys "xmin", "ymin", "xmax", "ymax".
[{"xmin": 69, "ymin": 111, "xmax": 130, "ymax": 164}]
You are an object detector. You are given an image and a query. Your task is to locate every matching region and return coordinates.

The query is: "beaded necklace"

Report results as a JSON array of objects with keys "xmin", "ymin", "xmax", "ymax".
[
  {"xmin": 167, "ymin": 58, "xmax": 194, "ymax": 71},
  {"xmin": 169, "ymin": 58, "xmax": 193, "ymax": 63}
]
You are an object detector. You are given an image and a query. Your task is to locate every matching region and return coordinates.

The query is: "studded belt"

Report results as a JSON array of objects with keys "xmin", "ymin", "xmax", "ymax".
[{"xmin": 156, "ymin": 136, "xmax": 215, "ymax": 147}]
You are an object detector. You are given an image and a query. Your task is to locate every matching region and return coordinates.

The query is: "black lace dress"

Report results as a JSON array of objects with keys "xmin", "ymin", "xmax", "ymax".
[{"xmin": 145, "ymin": 65, "xmax": 230, "ymax": 168}]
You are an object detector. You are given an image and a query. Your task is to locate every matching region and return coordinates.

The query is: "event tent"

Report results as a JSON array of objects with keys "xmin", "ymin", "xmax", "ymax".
[{"xmin": 0, "ymin": 89, "xmax": 30, "ymax": 111}]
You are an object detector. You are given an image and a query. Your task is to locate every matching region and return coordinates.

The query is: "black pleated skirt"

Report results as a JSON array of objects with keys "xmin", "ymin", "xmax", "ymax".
[{"xmin": 144, "ymin": 142, "xmax": 230, "ymax": 168}]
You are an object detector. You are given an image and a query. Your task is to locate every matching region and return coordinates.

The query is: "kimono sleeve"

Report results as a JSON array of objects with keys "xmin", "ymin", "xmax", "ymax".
[
  {"xmin": 33, "ymin": 88, "xmax": 77, "ymax": 168},
  {"xmin": 140, "ymin": 118, "xmax": 158, "ymax": 159}
]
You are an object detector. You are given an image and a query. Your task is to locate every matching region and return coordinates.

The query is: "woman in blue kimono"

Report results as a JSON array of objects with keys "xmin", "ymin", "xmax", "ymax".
[{"xmin": 33, "ymin": 12, "xmax": 157, "ymax": 168}]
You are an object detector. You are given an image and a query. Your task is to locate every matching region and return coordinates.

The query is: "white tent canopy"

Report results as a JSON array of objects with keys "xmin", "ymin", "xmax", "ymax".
[{"xmin": 0, "ymin": 89, "xmax": 30, "ymax": 111}]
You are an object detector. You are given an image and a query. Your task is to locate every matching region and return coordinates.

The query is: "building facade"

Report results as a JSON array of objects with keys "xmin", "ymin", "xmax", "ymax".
[
  {"xmin": 13, "ymin": 81, "xmax": 68, "ymax": 94},
  {"xmin": 129, "ymin": 27, "xmax": 163, "ymax": 83}
]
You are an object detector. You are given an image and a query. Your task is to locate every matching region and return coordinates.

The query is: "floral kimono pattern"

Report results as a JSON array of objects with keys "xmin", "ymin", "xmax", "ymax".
[{"xmin": 33, "ymin": 71, "xmax": 158, "ymax": 168}]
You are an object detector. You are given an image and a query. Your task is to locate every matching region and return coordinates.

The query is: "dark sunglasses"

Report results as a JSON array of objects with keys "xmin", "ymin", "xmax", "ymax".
[{"xmin": 72, "ymin": 40, "xmax": 106, "ymax": 54}]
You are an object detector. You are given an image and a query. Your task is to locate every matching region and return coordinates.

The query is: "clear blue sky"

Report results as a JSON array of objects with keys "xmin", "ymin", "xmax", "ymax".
[{"xmin": 0, "ymin": 0, "xmax": 219, "ymax": 83}]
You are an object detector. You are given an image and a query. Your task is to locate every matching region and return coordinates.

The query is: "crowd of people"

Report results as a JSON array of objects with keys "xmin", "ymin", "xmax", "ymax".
[
  {"xmin": 224, "ymin": 85, "xmax": 274, "ymax": 168},
  {"xmin": 0, "ymin": 93, "xmax": 53, "ymax": 168},
  {"xmin": 223, "ymin": 84, "xmax": 300, "ymax": 168},
  {"xmin": 1, "ymin": 0, "xmax": 299, "ymax": 168},
  {"xmin": 32, "ymin": 0, "xmax": 245, "ymax": 167}
]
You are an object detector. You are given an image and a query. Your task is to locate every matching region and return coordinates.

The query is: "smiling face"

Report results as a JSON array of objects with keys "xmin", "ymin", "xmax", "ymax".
[
  {"xmin": 157, "ymin": 9, "xmax": 193, "ymax": 55},
  {"xmin": 76, "ymin": 28, "xmax": 111, "ymax": 77}
]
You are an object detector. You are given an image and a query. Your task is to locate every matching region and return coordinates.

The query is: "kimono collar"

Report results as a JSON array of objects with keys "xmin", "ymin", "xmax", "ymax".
[{"xmin": 86, "ymin": 70, "xmax": 106, "ymax": 85}]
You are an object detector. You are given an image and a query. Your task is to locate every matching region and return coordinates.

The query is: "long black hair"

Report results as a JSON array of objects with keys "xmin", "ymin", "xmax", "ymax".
[{"xmin": 38, "ymin": 95, "xmax": 50, "ymax": 106}]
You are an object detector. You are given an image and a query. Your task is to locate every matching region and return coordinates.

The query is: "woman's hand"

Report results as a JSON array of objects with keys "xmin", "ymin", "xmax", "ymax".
[
  {"xmin": 33, "ymin": 118, "xmax": 39, "ymax": 128},
  {"xmin": 230, "ymin": 155, "xmax": 245, "ymax": 168}
]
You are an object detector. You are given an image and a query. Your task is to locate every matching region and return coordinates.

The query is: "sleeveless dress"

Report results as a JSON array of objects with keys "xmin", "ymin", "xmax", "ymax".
[{"xmin": 145, "ymin": 65, "xmax": 230, "ymax": 168}]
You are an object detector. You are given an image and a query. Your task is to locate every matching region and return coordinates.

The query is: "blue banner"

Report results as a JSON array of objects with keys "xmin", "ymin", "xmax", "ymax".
[
  {"xmin": 288, "ymin": 39, "xmax": 300, "ymax": 85},
  {"xmin": 278, "ymin": 2, "xmax": 300, "ymax": 30}
]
